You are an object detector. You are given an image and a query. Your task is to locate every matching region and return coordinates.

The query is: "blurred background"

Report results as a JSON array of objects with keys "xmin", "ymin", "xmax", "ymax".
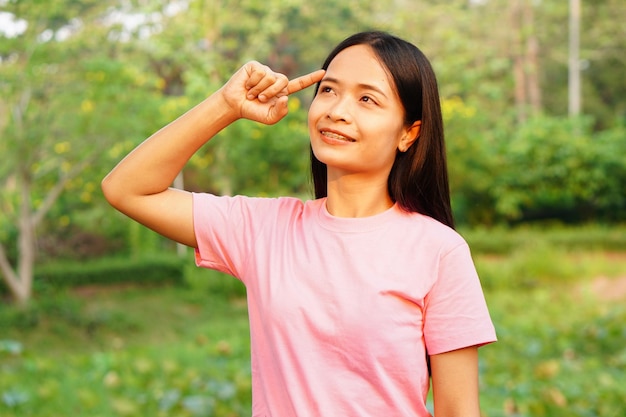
[{"xmin": 1, "ymin": 0, "xmax": 625, "ymax": 416}]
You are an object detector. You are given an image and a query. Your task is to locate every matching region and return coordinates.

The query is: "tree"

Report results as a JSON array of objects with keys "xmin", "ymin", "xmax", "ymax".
[
  {"xmin": 2, "ymin": 0, "xmax": 625, "ymax": 303},
  {"xmin": 510, "ymin": 0, "xmax": 542, "ymax": 123},
  {"xmin": 0, "ymin": 0, "xmax": 164, "ymax": 304}
]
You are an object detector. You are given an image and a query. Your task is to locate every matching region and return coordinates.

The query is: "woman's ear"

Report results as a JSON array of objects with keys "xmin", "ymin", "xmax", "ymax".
[{"xmin": 398, "ymin": 120, "xmax": 421, "ymax": 152}]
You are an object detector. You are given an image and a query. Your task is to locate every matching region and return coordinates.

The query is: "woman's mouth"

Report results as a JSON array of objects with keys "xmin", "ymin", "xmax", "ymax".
[{"xmin": 321, "ymin": 130, "xmax": 356, "ymax": 142}]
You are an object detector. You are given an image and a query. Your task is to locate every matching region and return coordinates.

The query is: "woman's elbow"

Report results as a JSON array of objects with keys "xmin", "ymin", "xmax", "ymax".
[{"xmin": 101, "ymin": 173, "xmax": 124, "ymax": 210}]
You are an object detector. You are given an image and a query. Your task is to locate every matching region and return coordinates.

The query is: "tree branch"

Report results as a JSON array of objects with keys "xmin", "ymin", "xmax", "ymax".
[
  {"xmin": 0, "ymin": 241, "xmax": 20, "ymax": 292},
  {"xmin": 32, "ymin": 154, "xmax": 96, "ymax": 227}
]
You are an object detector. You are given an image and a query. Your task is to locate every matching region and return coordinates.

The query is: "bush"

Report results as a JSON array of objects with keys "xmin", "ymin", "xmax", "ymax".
[
  {"xmin": 183, "ymin": 262, "xmax": 247, "ymax": 299},
  {"xmin": 0, "ymin": 291, "xmax": 141, "ymax": 336},
  {"xmin": 475, "ymin": 242, "xmax": 579, "ymax": 291},
  {"xmin": 491, "ymin": 116, "xmax": 626, "ymax": 224},
  {"xmin": 33, "ymin": 254, "xmax": 185, "ymax": 289},
  {"xmin": 463, "ymin": 224, "xmax": 626, "ymax": 255}
]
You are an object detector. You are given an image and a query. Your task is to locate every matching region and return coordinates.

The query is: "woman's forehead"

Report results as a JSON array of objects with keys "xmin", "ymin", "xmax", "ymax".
[{"xmin": 325, "ymin": 45, "xmax": 394, "ymax": 94}]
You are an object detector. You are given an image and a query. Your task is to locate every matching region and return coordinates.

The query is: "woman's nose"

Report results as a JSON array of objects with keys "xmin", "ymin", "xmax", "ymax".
[{"xmin": 327, "ymin": 98, "xmax": 352, "ymax": 122}]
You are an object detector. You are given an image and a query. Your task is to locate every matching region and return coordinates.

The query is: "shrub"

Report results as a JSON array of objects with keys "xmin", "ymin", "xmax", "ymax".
[
  {"xmin": 463, "ymin": 224, "xmax": 626, "ymax": 255},
  {"xmin": 491, "ymin": 116, "xmax": 626, "ymax": 224},
  {"xmin": 33, "ymin": 254, "xmax": 185, "ymax": 289},
  {"xmin": 183, "ymin": 262, "xmax": 247, "ymax": 299}
]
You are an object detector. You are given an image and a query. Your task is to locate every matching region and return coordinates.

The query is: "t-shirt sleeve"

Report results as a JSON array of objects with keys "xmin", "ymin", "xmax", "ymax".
[
  {"xmin": 423, "ymin": 242, "xmax": 497, "ymax": 355},
  {"xmin": 192, "ymin": 193, "xmax": 263, "ymax": 279}
]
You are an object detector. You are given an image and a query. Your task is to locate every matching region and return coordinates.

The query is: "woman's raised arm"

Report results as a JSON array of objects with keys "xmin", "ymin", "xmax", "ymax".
[{"xmin": 101, "ymin": 62, "xmax": 324, "ymax": 247}]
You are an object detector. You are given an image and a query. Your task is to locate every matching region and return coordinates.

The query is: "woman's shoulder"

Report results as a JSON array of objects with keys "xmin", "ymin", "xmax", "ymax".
[
  {"xmin": 193, "ymin": 193, "xmax": 305, "ymax": 208},
  {"xmin": 400, "ymin": 209, "xmax": 468, "ymax": 249},
  {"xmin": 192, "ymin": 194, "xmax": 315, "ymax": 236},
  {"xmin": 192, "ymin": 193, "xmax": 320, "ymax": 223}
]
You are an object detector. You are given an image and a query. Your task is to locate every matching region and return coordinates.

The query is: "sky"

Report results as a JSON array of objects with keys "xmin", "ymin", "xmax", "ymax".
[
  {"xmin": 0, "ymin": 11, "xmax": 27, "ymax": 38},
  {"xmin": 0, "ymin": 2, "xmax": 188, "ymax": 40}
]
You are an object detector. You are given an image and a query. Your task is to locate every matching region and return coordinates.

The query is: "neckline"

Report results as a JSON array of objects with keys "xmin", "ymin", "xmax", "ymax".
[{"xmin": 316, "ymin": 197, "xmax": 402, "ymax": 233}]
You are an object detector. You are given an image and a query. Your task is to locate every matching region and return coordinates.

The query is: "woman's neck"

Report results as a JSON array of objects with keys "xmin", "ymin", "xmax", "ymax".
[{"xmin": 325, "ymin": 171, "xmax": 393, "ymax": 218}]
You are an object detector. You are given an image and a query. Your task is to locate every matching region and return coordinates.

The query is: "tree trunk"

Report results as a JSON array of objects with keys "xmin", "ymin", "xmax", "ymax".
[
  {"xmin": 524, "ymin": 0, "xmax": 542, "ymax": 114},
  {"xmin": 511, "ymin": 0, "xmax": 542, "ymax": 123},
  {"xmin": 0, "ymin": 92, "xmax": 35, "ymax": 305},
  {"xmin": 0, "ymin": 171, "xmax": 36, "ymax": 306},
  {"xmin": 1, "ymin": 143, "xmax": 94, "ymax": 305},
  {"xmin": 511, "ymin": 0, "xmax": 527, "ymax": 124},
  {"xmin": 17, "ymin": 172, "xmax": 36, "ymax": 304},
  {"xmin": 0, "ymin": 243, "xmax": 28, "ymax": 305},
  {"xmin": 569, "ymin": 0, "xmax": 581, "ymax": 116}
]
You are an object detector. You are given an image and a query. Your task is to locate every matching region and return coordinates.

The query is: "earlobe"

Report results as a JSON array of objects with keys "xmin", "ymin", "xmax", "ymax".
[{"xmin": 398, "ymin": 120, "xmax": 421, "ymax": 152}]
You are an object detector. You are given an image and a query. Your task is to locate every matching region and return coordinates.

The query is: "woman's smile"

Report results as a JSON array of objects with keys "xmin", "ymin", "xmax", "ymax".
[{"xmin": 320, "ymin": 129, "xmax": 356, "ymax": 143}]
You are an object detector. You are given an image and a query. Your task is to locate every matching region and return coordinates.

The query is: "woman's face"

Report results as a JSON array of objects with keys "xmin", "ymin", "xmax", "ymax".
[{"xmin": 308, "ymin": 44, "xmax": 417, "ymax": 180}]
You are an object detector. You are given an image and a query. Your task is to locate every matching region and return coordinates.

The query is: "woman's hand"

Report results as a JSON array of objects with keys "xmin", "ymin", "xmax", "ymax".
[{"xmin": 220, "ymin": 61, "xmax": 325, "ymax": 125}]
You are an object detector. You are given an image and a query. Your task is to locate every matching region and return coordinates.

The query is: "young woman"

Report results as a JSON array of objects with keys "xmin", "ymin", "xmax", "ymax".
[{"xmin": 102, "ymin": 31, "xmax": 496, "ymax": 417}]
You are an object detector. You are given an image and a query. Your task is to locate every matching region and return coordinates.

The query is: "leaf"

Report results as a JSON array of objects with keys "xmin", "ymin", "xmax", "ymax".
[
  {"xmin": 1, "ymin": 389, "xmax": 30, "ymax": 407},
  {"xmin": 0, "ymin": 339, "xmax": 23, "ymax": 355},
  {"xmin": 182, "ymin": 394, "xmax": 215, "ymax": 416}
]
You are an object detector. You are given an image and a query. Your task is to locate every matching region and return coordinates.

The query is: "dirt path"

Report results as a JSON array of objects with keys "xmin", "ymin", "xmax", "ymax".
[{"xmin": 588, "ymin": 275, "xmax": 626, "ymax": 302}]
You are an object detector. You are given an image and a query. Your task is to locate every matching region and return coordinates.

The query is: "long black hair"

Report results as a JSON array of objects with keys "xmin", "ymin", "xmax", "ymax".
[{"xmin": 310, "ymin": 31, "xmax": 455, "ymax": 229}]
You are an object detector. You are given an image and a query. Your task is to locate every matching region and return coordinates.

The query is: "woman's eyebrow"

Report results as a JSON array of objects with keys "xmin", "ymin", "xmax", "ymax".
[{"xmin": 321, "ymin": 76, "xmax": 389, "ymax": 98}]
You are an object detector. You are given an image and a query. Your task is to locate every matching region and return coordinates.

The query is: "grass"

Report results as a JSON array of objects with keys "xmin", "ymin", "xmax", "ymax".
[
  {"xmin": 2, "ymin": 226, "xmax": 626, "ymax": 416},
  {"xmin": 1, "ymin": 277, "xmax": 252, "ymax": 417},
  {"xmin": 481, "ymin": 285, "xmax": 626, "ymax": 416}
]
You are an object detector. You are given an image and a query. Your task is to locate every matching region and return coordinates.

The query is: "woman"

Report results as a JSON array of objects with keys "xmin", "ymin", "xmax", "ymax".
[{"xmin": 102, "ymin": 31, "xmax": 496, "ymax": 417}]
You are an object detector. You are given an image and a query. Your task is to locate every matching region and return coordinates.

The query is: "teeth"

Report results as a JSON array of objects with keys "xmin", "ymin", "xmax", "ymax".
[{"xmin": 322, "ymin": 131, "xmax": 353, "ymax": 142}]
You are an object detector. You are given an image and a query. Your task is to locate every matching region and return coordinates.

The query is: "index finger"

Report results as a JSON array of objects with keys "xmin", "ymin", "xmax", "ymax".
[{"xmin": 287, "ymin": 69, "xmax": 326, "ymax": 95}]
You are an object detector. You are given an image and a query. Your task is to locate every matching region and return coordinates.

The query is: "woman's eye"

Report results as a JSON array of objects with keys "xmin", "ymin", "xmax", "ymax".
[
  {"xmin": 361, "ymin": 96, "xmax": 376, "ymax": 104},
  {"xmin": 321, "ymin": 86, "xmax": 332, "ymax": 93}
]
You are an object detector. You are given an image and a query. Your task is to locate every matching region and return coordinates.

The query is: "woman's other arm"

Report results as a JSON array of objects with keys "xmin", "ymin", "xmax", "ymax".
[{"xmin": 430, "ymin": 346, "xmax": 481, "ymax": 417}]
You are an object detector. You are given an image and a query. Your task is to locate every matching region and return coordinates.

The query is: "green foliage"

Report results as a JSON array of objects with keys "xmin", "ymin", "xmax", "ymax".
[
  {"xmin": 0, "ymin": 291, "xmax": 140, "ymax": 335},
  {"xmin": 0, "ymin": 285, "xmax": 252, "ymax": 417},
  {"xmin": 465, "ymin": 224, "xmax": 626, "ymax": 291},
  {"xmin": 191, "ymin": 97, "xmax": 312, "ymax": 197},
  {"xmin": 475, "ymin": 243, "xmax": 579, "ymax": 291},
  {"xmin": 2, "ymin": 0, "xmax": 626, "ymax": 304},
  {"xmin": 183, "ymin": 261, "xmax": 247, "ymax": 299},
  {"xmin": 0, "ymin": 339, "xmax": 252, "ymax": 417},
  {"xmin": 481, "ymin": 288, "xmax": 626, "ymax": 417},
  {"xmin": 463, "ymin": 224, "xmax": 626, "ymax": 255},
  {"xmin": 475, "ymin": 243, "xmax": 626, "ymax": 292},
  {"xmin": 448, "ymin": 112, "xmax": 626, "ymax": 225},
  {"xmin": 444, "ymin": 96, "xmax": 500, "ymax": 225},
  {"xmin": 492, "ymin": 116, "xmax": 626, "ymax": 223},
  {"xmin": 33, "ymin": 255, "xmax": 185, "ymax": 289}
]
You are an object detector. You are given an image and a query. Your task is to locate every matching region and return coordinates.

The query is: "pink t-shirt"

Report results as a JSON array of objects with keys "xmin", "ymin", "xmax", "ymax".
[{"xmin": 193, "ymin": 194, "xmax": 496, "ymax": 417}]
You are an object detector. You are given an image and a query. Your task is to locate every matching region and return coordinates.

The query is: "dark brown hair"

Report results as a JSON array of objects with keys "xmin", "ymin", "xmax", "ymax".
[{"xmin": 311, "ymin": 31, "xmax": 455, "ymax": 228}]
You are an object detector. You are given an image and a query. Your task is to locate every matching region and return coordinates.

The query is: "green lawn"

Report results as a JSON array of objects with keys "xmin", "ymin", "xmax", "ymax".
[
  {"xmin": 0, "ymin": 280, "xmax": 252, "ymax": 417},
  {"xmin": 2, "ymin": 241, "xmax": 626, "ymax": 416},
  {"xmin": 480, "ymin": 281, "xmax": 626, "ymax": 416}
]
